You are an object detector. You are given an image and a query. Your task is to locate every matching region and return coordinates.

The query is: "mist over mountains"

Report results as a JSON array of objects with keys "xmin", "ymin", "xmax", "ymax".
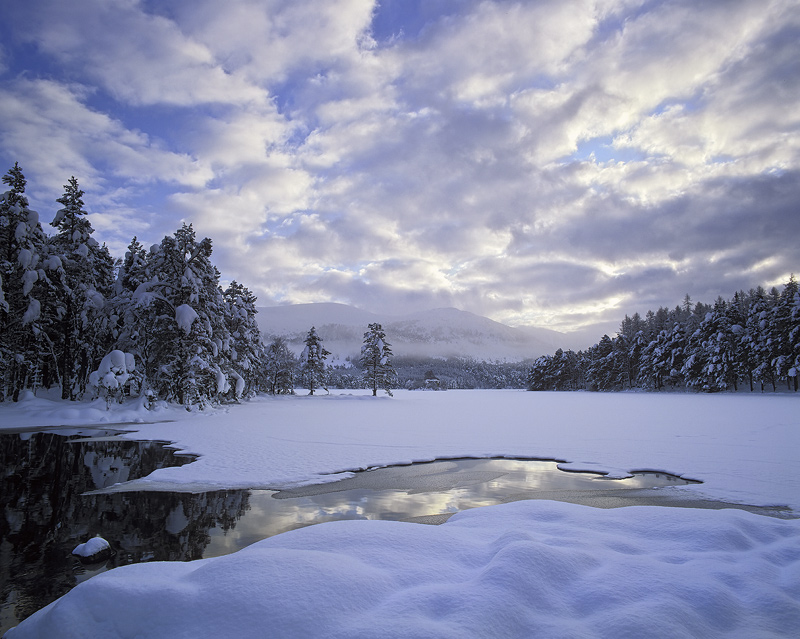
[{"xmin": 256, "ymin": 303, "xmax": 587, "ymax": 362}]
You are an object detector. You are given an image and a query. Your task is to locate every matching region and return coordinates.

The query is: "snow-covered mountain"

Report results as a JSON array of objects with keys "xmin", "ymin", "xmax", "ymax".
[{"xmin": 255, "ymin": 303, "xmax": 576, "ymax": 362}]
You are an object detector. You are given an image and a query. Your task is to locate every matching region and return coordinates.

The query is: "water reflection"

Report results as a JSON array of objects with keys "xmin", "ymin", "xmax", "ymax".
[
  {"xmin": 0, "ymin": 430, "xmax": 248, "ymax": 634},
  {"xmin": 204, "ymin": 459, "xmax": 702, "ymax": 556},
  {"xmin": 3, "ymin": 436, "xmax": 780, "ymax": 637}
]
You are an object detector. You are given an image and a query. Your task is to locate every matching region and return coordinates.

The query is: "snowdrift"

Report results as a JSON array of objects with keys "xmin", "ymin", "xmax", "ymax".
[{"xmin": 9, "ymin": 500, "xmax": 799, "ymax": 638}]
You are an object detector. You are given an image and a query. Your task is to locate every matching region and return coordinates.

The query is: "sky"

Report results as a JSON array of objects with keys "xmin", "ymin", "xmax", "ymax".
[{"xmin": 0, "ymin": 0, "xmax": 798, "ymax": 336}]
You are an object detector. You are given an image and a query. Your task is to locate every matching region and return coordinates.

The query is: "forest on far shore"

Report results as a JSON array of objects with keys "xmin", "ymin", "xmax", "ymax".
[
  {"xmin": 3, "ymin": 164, "xmax": 797, "ymax": 404},
  {"xmin": 528, "ymin": 278, "xmax": 799, "ymax": 393}
]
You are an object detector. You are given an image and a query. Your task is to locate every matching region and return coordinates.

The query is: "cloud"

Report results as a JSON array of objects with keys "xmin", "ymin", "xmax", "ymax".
[
  {"xmin": 156, "ymin": 0, "xmax": 378, "ymax": 88},
  {"xmin": 1, "ymin": 0, "xmax": 798, "ymax": 336},
  {"xmin": 9, "ymin": 0, "xmax": 267, "ymax": 107},
  {"xmin": 0, "ymin": 78, "xmax": 211, "ymax": 192},
  {"xmin": 0, "ymin": 77, "xmax": 213, "ymax": 256}
]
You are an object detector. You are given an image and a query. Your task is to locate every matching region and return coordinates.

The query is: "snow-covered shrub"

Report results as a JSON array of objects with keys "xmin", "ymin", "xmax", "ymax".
[{"xmin": 88, "ymin": 350, "xmax": 142, "ymax": 408}]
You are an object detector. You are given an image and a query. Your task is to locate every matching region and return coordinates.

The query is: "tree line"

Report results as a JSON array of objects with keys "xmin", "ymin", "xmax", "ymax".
[
  {"xmin": 0, "ymin": 164, "xmax": 396, "ymax": 406},
  {"xmin": 5, "ymin": 163, "xmax": 796, "ymax": 401},
  {"xmin": 327, "ymin": 357, "xmax": 531, "ymax": 391},
  {"xmin": 528, "ymin": 282, "xmax": 800, "ymax": 393},
  {"xmin": 266, "ymin": 323, "xmax": 396, "ymax": 397}
]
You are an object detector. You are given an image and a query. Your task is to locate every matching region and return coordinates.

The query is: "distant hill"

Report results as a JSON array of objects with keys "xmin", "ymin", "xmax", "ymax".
[{"xmin": 255, "ymin": 303, "xmax": 579, "ymax": 362}]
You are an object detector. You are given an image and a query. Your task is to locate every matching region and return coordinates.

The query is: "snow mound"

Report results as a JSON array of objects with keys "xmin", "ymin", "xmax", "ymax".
[
  {"xmin": 72, "ymin": 537, "xmax": 108, "ymax": 558},
  {"xmin": 71, "ymin": 537, "xmax": 112, "ymax": 563},
  {"xmin": 11, "ymin": 501, "xmax": 800, "ymax": 638}
]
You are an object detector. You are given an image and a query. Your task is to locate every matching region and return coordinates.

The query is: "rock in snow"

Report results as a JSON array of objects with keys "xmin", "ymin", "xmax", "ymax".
[{"xmin": 71, "ymin": 537, "xmax": 113, "ymax": 564}]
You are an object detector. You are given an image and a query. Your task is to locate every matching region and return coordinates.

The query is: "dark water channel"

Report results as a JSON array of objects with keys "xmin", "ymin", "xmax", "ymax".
[{"xmin": 0, "ymin": 429, "xmax": 791, "ymax": 635}]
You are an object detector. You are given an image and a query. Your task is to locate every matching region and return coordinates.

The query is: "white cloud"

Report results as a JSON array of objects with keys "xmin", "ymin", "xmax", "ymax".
[
  {"xmin": 2, "ymin": 0, "xmax": 798, "ymax": 334},
  {"xmin": 0, "ymin": 78, "xmax": 211, "ymax": 193},
  {"xmin": 386, "ymin": 0, "xmax": 597, "ymax": 104},
  {"xmin": 17, "ymin": 0, "xmax": 267, "ymax": 107},
  {"xmin": 163, "ymin": 0, "xmax": 377, "ymax": 87}
]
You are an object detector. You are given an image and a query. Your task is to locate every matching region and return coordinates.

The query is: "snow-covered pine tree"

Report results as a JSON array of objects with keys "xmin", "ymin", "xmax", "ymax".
[
  {"xmin": 790, "ymin": 278, "xmax": 800, "ymax": 392},
  {"xmin": 109, "ymin": 236, "xmax": 157, "ymax": 393},
  {"xmin": 584, "ymin": 335, "xmax": 625, "ymax": 391},
  {"xmin": 551, "ymin": 349, "xmax": 571, "ymax": 390},
  {"xmin": 222, "ymin": 281, "xmax": 267, "ymax": 399},
  {"xmin": 726, "ymin": 293, "xmax": 747, "ymax": 392},
  {"xmin": 130, "ymin": 224, "xmax": 230, "ymax": 407},
  {"xmin": 49, "ymin": 176, "xmax": 115, "ymax": 399},
  {"xmin": 116, "ymin": 236, "xmax": 148, "ymax": 295},
  {"xmin": 360, "ymin": 322, "xmax": 396, "ymax": 396},
  {"xmin": 299, "ymin": 326, "xmax": 329, "ymax": 395},
  {"xmin": 663, "ymin": 322, "xmax": 687, "ymax": 388},
  {"xmin": 638, "ymin": 329, "xmax": 667, "ymax": 390},
  {"xmin": 743, "ymin": 286, "xmax": 775, "ymax": 391},
  {"xmin": 771, "ymin": 275, "xmax": 799, "ymax": 391},
  {"xmin": 681, "ymin": 319, "xmax": 704, "ymax": 391},
  {"xmin": 683, "ymin": 299, "xmax": 736, "ymax": 392},
  {"xmin": 265, "ymin": 336, "xmax": 296, "ymax": 394},
  {"xmin": 740, "ymin": 288, "xmax": 763, "ymax": 391},
  {"xmin": 540, "ymin": 348, "xmax": 580, "ymax": 391},
  {"xmin": 527, "ymin": 354, "xmax": 552, "ymax": 391},
  {"xmin": 0, "ymin": 163, "xmax": 61, "ymax": 401}
]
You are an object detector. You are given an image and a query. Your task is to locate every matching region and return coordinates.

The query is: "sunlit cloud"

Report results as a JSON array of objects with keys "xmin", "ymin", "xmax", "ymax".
[{"xmin": 0, "ymin": 0, "xmax": 797, "ymax": 334}]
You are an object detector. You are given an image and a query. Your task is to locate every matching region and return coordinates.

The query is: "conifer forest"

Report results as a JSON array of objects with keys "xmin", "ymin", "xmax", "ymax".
[{"xmin": 2, "ymin": 164, "xmax": 798, "ymax": 404}]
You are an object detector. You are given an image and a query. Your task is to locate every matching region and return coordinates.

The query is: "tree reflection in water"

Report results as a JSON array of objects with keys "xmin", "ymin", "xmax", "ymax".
[
  {"xmin": 6, "ymin": 436, "xmax": 772, "ymax": 637},
  {"xmin": 0, "ymin": 431, "xmax": 249, "ymax": 632}
]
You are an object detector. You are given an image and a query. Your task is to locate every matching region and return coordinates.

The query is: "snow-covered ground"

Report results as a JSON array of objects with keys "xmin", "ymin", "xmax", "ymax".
[{"xmin": 3, "ymin": 390, "xmax": 799, "ymax": 638}]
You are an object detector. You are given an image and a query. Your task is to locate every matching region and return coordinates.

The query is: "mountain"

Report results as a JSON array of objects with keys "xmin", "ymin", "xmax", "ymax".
[{"xmin": 255, "ymin": 303, "xmax": 577, "ymax": 362}]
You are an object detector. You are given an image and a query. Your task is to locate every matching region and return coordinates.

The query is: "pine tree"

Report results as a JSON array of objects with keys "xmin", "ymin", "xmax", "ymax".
[
  {"xmin": 682, "ymin": 299, "xmax": 736, "ymax": 392},
  {"xmin": 116, "ymin": 236, "xmax": 148, "ymax": 295},
  {"xmin": 747, "ymin": 288, "xmax": 777, "ymax": 391},
  {"xmin": 771, "ymin": 275, "xmax": 799, "ymax": 390},
  {"xmin": 664, "ymin": 322, "xmax": 687, "ymax": 388},
  {"xmin": 726, "ymin": 293, "xmax": 747, "ymax": 391},
  {"xmin": 551, "ymin": 349, "xmax": 570, "ymax": 390},
  {"xmin": 49, "ymin": 177, "xmax": 115, "ymax": 399},
  {"xmin": 740, "ymin": 289, "xmax": 763, "ymax": 392},
  {"xmin": 299, "ymin": 326, "xmax": 329, "ymax": 395},
  {"xmin": 0, "ymin": 163, "xmax": 60, "ymax": 401},
  {"xmin": 222, "ymin": 281, "xmax": 267, "ymax": 399},
  {"xmin": 110, "ymin": 237, "xmax": 158, "ymax": 393},
  {"xmin": 126, "ymin": 224, "xmax": 230, "ymax": 407},
  {"xmin": 265, "ymin": 337, "xmax": 296, "ymax": 395},
  {"xmin": 360, "ymin": 322, "xmax": 396, "ymax": 396},
  {"xmin": 790, "ymin": 279, "xmax": 800, "ymax": 391},
  {"xmin": 527, "ymin": 355, "xmax": 551, "ymax": 390}
]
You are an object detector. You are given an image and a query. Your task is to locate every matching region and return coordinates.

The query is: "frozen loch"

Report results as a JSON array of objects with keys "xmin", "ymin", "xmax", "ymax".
[{"xmin": 1, "ymin": 390, "xmax": 799, "ymax": 638}]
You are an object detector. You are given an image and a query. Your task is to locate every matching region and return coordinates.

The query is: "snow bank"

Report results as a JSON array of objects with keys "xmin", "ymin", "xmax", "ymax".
[
  {"xmin": 0, "ymin": 387, "xmax": 160, "ymax": 427},
  {"xmin": 10, "ymin": 500, "xmax": 800, "ymax": 638}
]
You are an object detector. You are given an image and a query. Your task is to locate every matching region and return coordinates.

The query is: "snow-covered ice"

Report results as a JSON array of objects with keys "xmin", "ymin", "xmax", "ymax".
[{"xmin": 2, "ymin": 389, "xmax": 799, "ymax": 637}]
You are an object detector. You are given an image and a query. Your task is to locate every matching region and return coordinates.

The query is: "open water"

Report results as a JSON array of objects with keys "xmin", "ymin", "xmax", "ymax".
[{"xmin": 0, "ymin": 428, "xmax": 790, "ymax": 635}]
